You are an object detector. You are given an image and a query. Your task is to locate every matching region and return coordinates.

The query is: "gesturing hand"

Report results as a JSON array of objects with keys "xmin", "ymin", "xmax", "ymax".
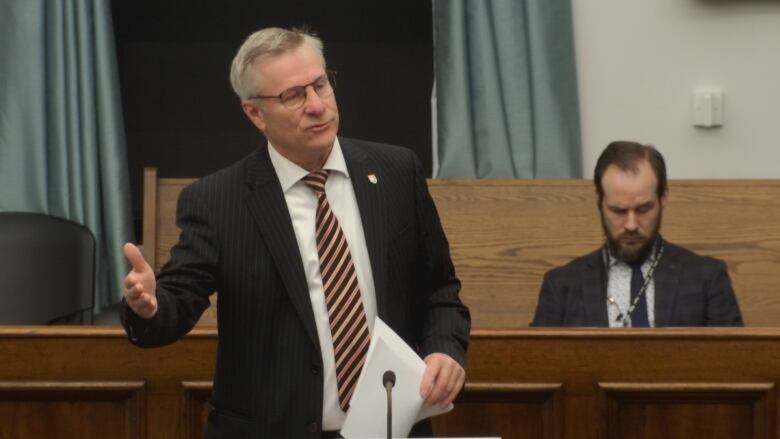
[{"xmin": 122, "ymin": 243, "xmax": 158, "ymax": 319}]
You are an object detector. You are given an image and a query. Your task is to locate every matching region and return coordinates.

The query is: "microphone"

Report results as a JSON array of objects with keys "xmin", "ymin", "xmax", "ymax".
[
  {"xmin": 383, "ymin": 370, "xmax": 396, "ymax": 388},
  {"xmin": 382, "ymin": 370, "xmax": 396, "ymax": 439}
]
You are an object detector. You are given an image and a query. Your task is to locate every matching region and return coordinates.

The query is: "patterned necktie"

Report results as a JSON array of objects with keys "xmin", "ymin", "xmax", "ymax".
[
  {"xmin": 302, "ymin": 170, "xmax": 370, "ymax": 410},
  {"xmin": 630, "ymin": 261, "xmax": 650, "ymax": 327}
]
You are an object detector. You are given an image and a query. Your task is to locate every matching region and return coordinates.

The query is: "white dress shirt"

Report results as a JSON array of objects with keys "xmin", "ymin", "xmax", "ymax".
[
  {"xmin": 605, "ymin": 245, "xmax": 658, "ymax": 328},
  {"xmin": 267, "ymin": 139, "xmax": 377, "ymax": 430}
]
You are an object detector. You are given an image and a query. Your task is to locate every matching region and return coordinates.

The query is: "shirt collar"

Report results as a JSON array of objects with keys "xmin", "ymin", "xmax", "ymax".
[{"xmin": 267, "ymin": 137, "xmax": 349, "ymax": 193}]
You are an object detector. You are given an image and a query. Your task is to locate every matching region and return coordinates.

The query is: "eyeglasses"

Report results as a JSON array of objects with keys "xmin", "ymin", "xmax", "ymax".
[{"xmin": 249, "ymin": 70, "xmax": 336, "ymax": 110}]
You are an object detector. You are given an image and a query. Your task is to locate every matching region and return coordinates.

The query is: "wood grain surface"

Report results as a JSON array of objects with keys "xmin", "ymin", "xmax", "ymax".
[
  {"xmin": 0, "ymin": 327, "xmax": 778, "ymax": 438},
  {"xmin": 144, "ymin": 169, "xmax": 780, "ymax": 327}
]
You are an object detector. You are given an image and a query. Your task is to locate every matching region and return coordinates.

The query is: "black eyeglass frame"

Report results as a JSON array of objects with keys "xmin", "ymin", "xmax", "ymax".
[{"xmin": 248, "ymin": 70, "xmax": 337, "ymax": 110}]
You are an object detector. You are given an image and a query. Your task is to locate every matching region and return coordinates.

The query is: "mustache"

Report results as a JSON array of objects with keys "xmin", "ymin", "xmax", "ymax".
[{"xmin": 617, "ymin": 231, "xmax": 646, "ymax": 240}]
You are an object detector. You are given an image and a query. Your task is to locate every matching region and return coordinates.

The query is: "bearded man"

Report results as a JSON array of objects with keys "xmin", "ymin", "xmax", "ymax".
[{"xmin": 531, "ymin": 141, "xmax": 743, "ymax": 327}]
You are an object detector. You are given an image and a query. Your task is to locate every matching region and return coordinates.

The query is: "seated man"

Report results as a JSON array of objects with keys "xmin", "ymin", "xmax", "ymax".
[{"xmin": 531, "ymin": 141, "xmax": 743, "ymax": 327}]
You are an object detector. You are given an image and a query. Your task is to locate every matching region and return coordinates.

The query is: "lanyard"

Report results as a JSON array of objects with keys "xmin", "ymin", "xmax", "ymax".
[{"xmin": 604, "ymin": 238, "xmax": 665, "ymax": 327}]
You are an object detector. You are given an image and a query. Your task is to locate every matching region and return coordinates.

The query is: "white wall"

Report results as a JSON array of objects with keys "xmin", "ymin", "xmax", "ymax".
[{"xmin": 573, "ymin": 0, "xmax": 780, "ymax": 178}]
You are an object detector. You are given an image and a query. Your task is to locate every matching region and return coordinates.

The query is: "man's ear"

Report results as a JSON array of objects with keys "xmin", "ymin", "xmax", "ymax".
[
  {"xmin": 241, "ymin": 100, "xmax": 266, "ymax": 132},
  {"xmin": 595, "ymin": 189, "xmax": 602, "ymax": 210},
  {"xmin": 661, "ymin": 189, "xmax": 669, "ymax": 208}
]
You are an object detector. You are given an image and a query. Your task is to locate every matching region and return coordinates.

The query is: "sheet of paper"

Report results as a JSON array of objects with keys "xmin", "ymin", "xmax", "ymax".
[{"xmin": 340, "ymin": 318, "xmax": 453, "ymax": 438}]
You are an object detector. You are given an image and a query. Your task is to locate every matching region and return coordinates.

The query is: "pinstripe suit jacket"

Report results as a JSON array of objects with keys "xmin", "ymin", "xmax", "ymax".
[
  {"xmin": 121, "ymin": 137, "xmax": 470, "ymax": 438},
  {"xmin": 530, "ymin": 241, "xmax": 743, "ymax": 327}
]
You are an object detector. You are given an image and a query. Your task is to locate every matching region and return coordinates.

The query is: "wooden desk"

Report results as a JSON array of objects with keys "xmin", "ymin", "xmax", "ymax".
[{"xmin": 0, "ymin": 327, "xmax": 777, "ymax": 438}]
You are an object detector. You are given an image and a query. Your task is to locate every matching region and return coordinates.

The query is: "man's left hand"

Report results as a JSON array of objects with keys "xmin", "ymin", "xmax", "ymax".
[{"xmin": 419, "ymin": 353, "xmax": 465, "ymax": 408}]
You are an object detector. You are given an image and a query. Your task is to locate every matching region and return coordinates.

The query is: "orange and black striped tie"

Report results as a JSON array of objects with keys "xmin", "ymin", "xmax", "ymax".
[{"xmin": 302, "ymin": 170, "xmax": 370, "ymax": 411}]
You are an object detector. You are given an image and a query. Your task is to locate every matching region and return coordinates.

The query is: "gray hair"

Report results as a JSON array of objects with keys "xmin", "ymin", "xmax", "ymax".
[{"xmin": 229, "ymin": 27, "xmax": 326, "ymax": 100}]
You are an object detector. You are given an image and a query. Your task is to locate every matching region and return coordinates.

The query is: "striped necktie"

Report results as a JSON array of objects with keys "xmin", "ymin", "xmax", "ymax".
[{"xmin": 302, "ymin": 170, "xmax": 370, "ymax": 411}]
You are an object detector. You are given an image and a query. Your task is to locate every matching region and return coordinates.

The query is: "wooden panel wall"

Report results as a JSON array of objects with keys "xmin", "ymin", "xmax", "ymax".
[
  {"xmin": 428, "ymin": 179, "xmax": 780, "ymax": 327},
  {"xmin": 143, "ymin": 170, "xmax": 780, "ymax": 327},
  {"xmin": 0, "ymin": 327, "xmax": 779, "ymax": 438}
]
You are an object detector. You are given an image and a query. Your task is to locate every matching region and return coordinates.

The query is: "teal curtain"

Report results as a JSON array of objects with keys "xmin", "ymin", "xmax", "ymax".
[
  {"xmin": 433, "ymin": 0, "xmax": 582, "ymax": 178},
  {"xmin": 0, "ymin": 0, "xmax": 132, "ymax": 314}
]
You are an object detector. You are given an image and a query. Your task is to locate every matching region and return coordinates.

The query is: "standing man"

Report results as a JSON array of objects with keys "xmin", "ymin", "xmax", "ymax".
[
  {"xmin": 531, "ymin": 141, "xmax": 743, "ymax": 327},
  {"xmin": 122, "ymin": 27, "xmax": 470, "ymax": 438}
]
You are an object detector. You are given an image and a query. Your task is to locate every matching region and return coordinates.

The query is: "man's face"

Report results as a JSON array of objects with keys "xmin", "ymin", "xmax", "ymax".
[
  {"xmin": 599, "ymin": 160, "xmax": 667, "ymax": 264},
  {"xmin": 241, "ymin": 44, "xmax": 339, "ymax": 170}
]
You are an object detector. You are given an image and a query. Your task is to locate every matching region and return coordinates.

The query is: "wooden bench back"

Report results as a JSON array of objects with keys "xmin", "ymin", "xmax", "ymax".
[{"xmin": 143, "ymin": 167, "xmax": 780, "ymax": 327}]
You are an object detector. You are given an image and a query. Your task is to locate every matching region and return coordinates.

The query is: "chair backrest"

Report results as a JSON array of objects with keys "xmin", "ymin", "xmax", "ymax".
[
  {"xmin": 143, "ymin": 167, "xmax": 218, "ymax": 326},
  {"xmin": 0, "ymin": 212, "xmax": 95, "ymax": 324}
]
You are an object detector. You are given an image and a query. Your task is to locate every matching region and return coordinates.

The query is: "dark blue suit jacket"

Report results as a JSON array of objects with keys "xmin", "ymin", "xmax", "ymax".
[
  {"xmin": 122, "ymin": 137, "xmax": 471, "ymax": 438},
  {"xmin": 531, "ymin": 241, "xmax": 743, "ymax": 327}
]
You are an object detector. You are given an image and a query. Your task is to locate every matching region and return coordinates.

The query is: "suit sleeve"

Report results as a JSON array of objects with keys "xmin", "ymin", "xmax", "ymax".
[
  {"xmin": 121, "ymin": 184, "xmax": 216, "ymax": 347},
  {"xmin": 410, "ymin": 152, "xmax": 471, "ymax": 367},
  {"xmin": 530, "ymin": 270, "xmax": 565, "ymax": 326},
  {"xmin": 705, "ymin": 259, "xmax": 744, "ymax": 326}
]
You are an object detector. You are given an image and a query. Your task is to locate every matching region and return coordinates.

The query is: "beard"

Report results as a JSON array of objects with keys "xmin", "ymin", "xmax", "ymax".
[{"xmin": 601, "ymin": 208, "xmax": 662, "ymax": 265}]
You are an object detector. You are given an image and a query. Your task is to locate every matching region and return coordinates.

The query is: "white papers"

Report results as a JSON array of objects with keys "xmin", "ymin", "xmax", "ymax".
[{"xmin": 340, "ymin": 318, "xmax": 453, "ymax": 439}]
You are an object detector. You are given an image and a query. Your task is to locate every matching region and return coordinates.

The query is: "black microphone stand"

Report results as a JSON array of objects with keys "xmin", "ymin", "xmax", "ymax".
[{"xmin": 382, "ymin": 370, "xmax": 396, "ymax": 439}]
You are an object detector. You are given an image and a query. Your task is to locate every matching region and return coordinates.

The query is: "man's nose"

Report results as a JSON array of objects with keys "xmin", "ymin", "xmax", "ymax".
[
  {"xmin": 302, "ymin": 86, "xmax": 325, "ymax": 114},
  {"xmin": 624, "ymin": 211, "xmax": 639, "ymax": 232}
]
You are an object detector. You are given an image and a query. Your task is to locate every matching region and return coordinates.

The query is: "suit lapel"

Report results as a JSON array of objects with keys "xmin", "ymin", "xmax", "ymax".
[
  {"xmin": 582, "ymin": 251, "xmax": 609, "ymax": 326},
  {"xmin": 653, "ymin": 242, "xmax": 681, "ymax": 327},
  {"xmin": 340, "ymin": 138, "xmax": 389, "ymax": 318},
  {"xmin": 243, "ymin": 148, "xmax": 320, "ymax": 348}
]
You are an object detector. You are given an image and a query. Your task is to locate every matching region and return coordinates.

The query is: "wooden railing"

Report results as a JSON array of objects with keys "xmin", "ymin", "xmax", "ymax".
[{"xmin": 0, "ymin": 327, "xmax": 777, "ymax": 438}]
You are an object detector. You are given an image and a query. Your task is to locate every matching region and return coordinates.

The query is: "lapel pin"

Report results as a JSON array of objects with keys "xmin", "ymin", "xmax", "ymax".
[{"xmin": 368, "ymin": 174, "xmax": 377, "ymax": 184}]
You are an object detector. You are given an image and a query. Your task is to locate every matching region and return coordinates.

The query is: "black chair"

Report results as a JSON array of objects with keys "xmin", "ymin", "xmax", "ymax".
[{"xmin": 0, "ymin": 212, "xmax": 95, "ymax": 324}]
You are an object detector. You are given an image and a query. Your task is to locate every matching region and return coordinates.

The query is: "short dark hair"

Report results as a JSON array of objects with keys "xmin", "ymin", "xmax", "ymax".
[{"xmin": 593, "ymin": 141, "xmax": 667, "ymax": 205}]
